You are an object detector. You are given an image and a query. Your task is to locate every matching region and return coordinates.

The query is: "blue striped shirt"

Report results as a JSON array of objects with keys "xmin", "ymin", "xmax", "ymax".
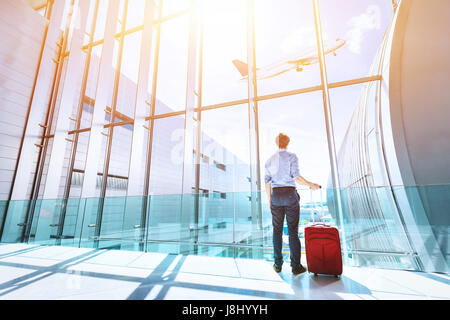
[{"xmin": 264, "ymin": 149, "xmax": 300, "ymax": 188}]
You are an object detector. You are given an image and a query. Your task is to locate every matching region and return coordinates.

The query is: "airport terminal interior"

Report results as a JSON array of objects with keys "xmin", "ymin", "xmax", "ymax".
[{"xmin": 0, "ymin": 0, "xmax": 448, "ymax": 299}]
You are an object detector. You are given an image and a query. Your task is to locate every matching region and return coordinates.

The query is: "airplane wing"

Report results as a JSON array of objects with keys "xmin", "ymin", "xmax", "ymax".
[
  {"xmin": 286, "ymin": 39, "xmax": 345, "ymax": 66},
  {"xmin": 287, "ymin": 57, "xmax": 318, "ymax": 66}
]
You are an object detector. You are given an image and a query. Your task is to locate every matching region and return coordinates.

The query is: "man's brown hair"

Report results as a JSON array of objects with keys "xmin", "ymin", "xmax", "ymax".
[{"xmin": 276, "ymin": 133, "xmax": 290, "ymax": 149}]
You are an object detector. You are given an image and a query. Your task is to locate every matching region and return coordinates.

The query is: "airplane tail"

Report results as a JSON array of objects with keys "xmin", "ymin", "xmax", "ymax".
[{"xmin": 232, "ymin": 59, "xmax": 248, "ymax": 77}]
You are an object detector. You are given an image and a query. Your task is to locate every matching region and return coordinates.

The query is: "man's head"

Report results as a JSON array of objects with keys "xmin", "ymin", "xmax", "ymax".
[{"xmin": 275, "ymin": 133, "xmax": 290, "ymax": 149}]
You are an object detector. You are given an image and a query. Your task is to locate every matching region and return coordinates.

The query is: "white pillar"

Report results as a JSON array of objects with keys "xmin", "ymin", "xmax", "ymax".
[
  {"xmin": 75, "ymin": 0, "xmax": 120, "ymax": 247},
  {"xmin": 9, "ymin": 0, "xmax": 65, "ymax": 201},
  {"xmin": 79, "ymin": 0, "xmax": 120, "ymax": 199},
  {"xmin": 1, "ymin": 0, "xmax": 66, "ymax": 243},
  {"xmin": 42, "ymin": 0, "xmax": 91, "ymax": 200},
  {"xmin": 122, "ymin": 0, "xmax": 155, "ymax": 250},
  {"xmin": 126, "ymin": 0, "xmax": 155, "ymax": 198}
]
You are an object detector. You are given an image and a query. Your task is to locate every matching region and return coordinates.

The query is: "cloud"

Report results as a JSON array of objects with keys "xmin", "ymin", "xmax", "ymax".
[{"xmin": 345, "ymin": 5, "xmax": 381, "ymax": 54}]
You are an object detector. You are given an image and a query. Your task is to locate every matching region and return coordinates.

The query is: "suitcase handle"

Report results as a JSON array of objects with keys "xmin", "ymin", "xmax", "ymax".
[{"xmin": 309, "ymin": 222, "xmax": 332, "ymax": 227}]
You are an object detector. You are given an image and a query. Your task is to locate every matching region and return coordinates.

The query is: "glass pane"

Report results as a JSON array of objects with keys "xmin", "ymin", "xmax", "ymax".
[
  {"xmin": 56, "ymin": 137, "xmax": 75, "ymax": 198},
  {"xmin": 28, "ymin": 198, "xmax": 86, "ymax": 246},
  {"xmin": 318, "ymin": 0, "xmax": 393, "ymax": 83},
  {"xmin": 98, "ymin": 196, "xmax": 126, "ymax": 249},
  {"xmin": 328, "ymin": 83, "xmax": 365, "ymax": 155},
  {"xmin": 161, "ymin": 0, "xmax": 190, "ymax": 17},
  {"xmin": 198, "ymin": 104, "xmax": 252, "ymax": 246},
  {"xmin": 78, "ymin": 197, "xmax": 100, "ymax": 248},
  {"xmin": 146, "ymin": 115, "xmax": 187, "ymax": 251},
  {"xmin": 337, "ymin": 186, "xmax": 419, "ymax": 271},
  {"xmin": 146, "ymin": 193, "xmax": 185, "ymax": 244},
  {"xmin": 60, "ymin": 198, "xmax": 86, "ymax": 247},
  {"xmin": 125, "ymin": 0, "xmax": 146, "ymax": 29},
  {"xmin": 254, "ymin": 0, "xmax": 321, "ymax": 96},
  {"xmin": 155, "ymin": 14, "xmax": 189, "ymax": 114},
  {"xmin": 83, "ymin": 0, "xmax": 98, "ymax": 45},
  {"xmin": 85, "ymin": 44, "xmax": 104, "ymax": 112},
  {"xmin": 116, "ymin": 31, "xmax": 142, "ymax": 118},
  {"xmin": 148, "ymin": 116, "xmax": 185, "ymax": 195},
  {"xmin": 104, "ymin": 123, "xmax": 133, "ymax": 197},
  {"xmin": 68, "ymin": 131, "xmax": 91, "ymax": 198},
  {"xmin": 116, "ymin": 0, "xmax": 127, "ymax": 33},
  {"xmin": 121, "ymin": 195, "xmax": 148, "ymax": 251},
  {"xmin": 201, "ymin": 0, "xmax": 248, "ymax": 105},
  {"xmin": 93, "ymin": 0, "xmax": 111, "ymax": 42},
  {"xmin": 0, "ymin": 200, "xmax": 30, "ymax": 243}
]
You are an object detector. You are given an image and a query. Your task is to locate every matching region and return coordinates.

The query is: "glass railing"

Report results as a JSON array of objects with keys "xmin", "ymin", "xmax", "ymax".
[{"xmin": 0, "ymin": 185, "xmax": 448, "ymax": 273}]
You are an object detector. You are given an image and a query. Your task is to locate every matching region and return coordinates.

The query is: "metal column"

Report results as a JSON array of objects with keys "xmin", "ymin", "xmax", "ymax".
[
  {"xmin": 312, "ymin": 0, "xmax": 348, "ymax": 260},
  {"xmin": 246, "ymin": 0, "xmax": 263, "ymax": 249},
  {"xmin": 141, "ymin": 2, "xmax": 163, "ymax": 252},
  {"xmin": 180, "ymin": 0, "xmax": 199, "ymax": 253}
]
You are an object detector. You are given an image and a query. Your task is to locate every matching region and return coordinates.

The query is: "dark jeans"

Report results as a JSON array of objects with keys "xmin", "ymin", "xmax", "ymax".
[{"xmin": 270, "ymin": 187, "xmax": 301, "ymax": 268}]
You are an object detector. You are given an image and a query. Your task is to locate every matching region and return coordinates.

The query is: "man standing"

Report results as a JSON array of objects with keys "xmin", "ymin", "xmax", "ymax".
[{"xmin": 265, "ymin": 133, "xmax": 321, "ymax": 275}]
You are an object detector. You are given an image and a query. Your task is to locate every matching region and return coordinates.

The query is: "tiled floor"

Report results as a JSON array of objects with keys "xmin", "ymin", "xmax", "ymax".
[{"xmin": 0, "ymin": 243, "xmax": 448, "ymax": 300}]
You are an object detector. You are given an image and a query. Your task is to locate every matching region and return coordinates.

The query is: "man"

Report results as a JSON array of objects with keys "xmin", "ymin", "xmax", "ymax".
[{"xmin": 265, "ymin": 133, "xmax": 321, "ymax": 275}]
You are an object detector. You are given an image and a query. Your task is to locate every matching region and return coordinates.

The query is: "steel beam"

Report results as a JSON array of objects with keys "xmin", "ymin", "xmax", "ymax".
[
  {"xmin": 247, "ymin": 0, "xmax": 263, "ymax": 246},
  {"xmin": 312, "ymin": 0, "xmax": 348, "ymax": 260},
  {"xmin": 180, "ymin": 0, "xmax": 199, "ymax": 252}
]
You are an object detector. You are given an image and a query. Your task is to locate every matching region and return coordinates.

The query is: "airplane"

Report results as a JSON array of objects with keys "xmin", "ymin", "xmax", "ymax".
[{"xmin": 232, "ymin": 38, "xmax": 345, "ymax": 81}]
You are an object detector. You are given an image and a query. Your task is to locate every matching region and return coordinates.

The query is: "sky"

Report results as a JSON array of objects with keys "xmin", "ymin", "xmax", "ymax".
[{"xmin": 79, "ymin": 0, "xmax": 394, "ymax": 190}]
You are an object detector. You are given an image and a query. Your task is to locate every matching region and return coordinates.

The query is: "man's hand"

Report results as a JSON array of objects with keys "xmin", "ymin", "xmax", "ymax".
[
  {"xmin": 309, "ymin": 183, "xmax": 321, "ymax": 191},
  {"xmin": 295, "ymin": 176, "xmax": 321, "ymax": 191}
]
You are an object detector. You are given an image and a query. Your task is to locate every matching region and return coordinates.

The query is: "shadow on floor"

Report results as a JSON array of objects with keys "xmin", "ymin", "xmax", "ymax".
[
  {"xmin": 282, "ymin": 271, "xmax": 372, "ymax": 299},
  {"xmin": 0, "ymin": 245, "xmax": 374, "ymax": 300}
]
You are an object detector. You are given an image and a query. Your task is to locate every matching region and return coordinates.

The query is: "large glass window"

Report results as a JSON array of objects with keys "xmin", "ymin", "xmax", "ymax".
[
  {"xmin": 154, "ymin": 13, "xmax": 189, "ymax": 114},
  {"xmin": 115, "ymin": 31, "xmax": 143, "ymax": 118},
  {"xmin": 198, "ymin": 104, "xmax": 252, "ymax": 247}
]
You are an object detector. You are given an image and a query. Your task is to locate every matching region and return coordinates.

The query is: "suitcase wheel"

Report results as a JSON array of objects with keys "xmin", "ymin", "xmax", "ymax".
[{"xmin": 314, "ymin": 273, "xmax": 318, "ymax": 277}]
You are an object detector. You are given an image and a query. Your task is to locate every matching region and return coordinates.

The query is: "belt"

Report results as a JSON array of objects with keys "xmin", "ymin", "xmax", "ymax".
[{"xmin": 272, "ymin": 186, "xmax": 295, "ymax": 190}]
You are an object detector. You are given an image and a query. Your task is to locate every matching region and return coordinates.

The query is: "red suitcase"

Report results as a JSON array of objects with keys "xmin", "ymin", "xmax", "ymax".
[{"xmin": 304, "ymin": 223, "xmax": 343, "ymax": 277}]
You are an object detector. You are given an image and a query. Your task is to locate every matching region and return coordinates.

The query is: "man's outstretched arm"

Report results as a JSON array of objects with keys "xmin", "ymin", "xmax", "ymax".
[
  {"xmin": 291, "ymin": 155, "xmax": 321, "ymax": 190},
  {"xmin": 294, "ymin": 175, "xmax": 321, "ymax": 190}
]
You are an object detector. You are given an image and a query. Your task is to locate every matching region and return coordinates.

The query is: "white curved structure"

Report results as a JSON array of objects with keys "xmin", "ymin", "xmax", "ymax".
[{"xmin": 328, "ymin": 0, "xmax": 449, "ymax": 273}]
